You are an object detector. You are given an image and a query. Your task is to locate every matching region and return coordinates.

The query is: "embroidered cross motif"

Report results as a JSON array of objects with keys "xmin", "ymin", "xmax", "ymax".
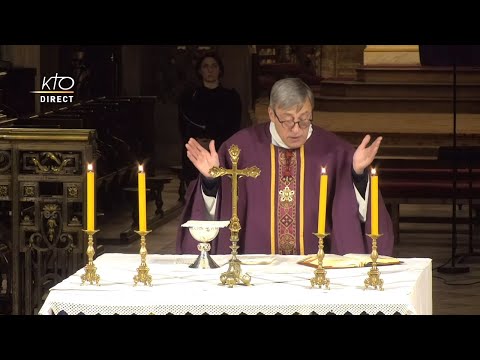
[{"xmin": 279, "ymin": 185, "xmax": 295, "ymax": 202}]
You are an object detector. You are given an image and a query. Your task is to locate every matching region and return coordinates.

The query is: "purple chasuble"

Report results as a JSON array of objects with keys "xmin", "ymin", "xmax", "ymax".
[{"xmin": 176, "ymin": 123, "xmax": 394, "ymax": 256}]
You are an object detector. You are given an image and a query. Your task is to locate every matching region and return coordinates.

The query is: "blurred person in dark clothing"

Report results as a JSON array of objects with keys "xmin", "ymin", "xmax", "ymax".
[{"xmin": 178, "ymin": 51, "xmax": 242, "ymax": 185}]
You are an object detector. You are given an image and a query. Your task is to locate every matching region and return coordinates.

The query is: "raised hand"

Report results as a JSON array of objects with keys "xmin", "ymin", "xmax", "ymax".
[
  {"xmin": 185, "ymin": 138, "xmax": 220, "ymax": 178},
  {"xmin": 353, "ymin": 135, "xmax": 382, "ymax": 174}
]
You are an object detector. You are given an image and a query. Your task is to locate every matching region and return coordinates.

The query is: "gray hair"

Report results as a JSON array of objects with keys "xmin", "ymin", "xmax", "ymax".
[{"xmin": 269, "ymin": 78, "xmax": 314, "ymax": 111}]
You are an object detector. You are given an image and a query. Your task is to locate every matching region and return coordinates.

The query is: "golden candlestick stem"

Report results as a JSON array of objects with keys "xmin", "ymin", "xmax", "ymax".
[
  {"xmin": 219, "ymin": 215, "xmax": 252, "ymax": 288},
  {"xmin": 364, "ymin": 233, "xmax": 384, "ymax": 291},
  {"xmin": 134, "ymin": 230, "xmax": 152, "ymax": 286},
  {"xmin": 209, "ymin": 144, "xmax": 260, "ymax": 288},
  {"xmin": 310, "ymin": 233, "xmax": 330, "ymax": 289},
  {"xmin": 81, "ymin": 229, "xmax": 100, "ymax": 285}
]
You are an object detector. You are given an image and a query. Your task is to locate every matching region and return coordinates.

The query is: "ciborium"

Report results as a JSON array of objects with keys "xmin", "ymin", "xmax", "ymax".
[{"xmin": 181, "ymin": 220, "xmax": 230, "ymax": 269}]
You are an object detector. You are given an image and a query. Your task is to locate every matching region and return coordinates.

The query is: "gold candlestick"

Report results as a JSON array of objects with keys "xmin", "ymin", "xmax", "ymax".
[
  {"xmin": 133, "ymin": 230, "xmax": 152, "ymax": 286},
  {"xmin": 81, "ymin": 229, "xmax": 100, "ymax": 285},
  {"xmin": 310, "ymin": 233, "xmax": 330, "ymax": 289},
  {"xmin": 209, "ymin": 144, "xmax": 260, "ymax": 288},
  {"xmin": 364, "ymin": 233, "xmax": 384, "ymax": 291}
]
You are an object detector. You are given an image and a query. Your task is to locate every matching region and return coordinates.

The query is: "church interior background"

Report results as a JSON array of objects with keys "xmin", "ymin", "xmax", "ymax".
[{"xmin": 1, "ymin": 44, "xmax": 480, "ymax": 314}]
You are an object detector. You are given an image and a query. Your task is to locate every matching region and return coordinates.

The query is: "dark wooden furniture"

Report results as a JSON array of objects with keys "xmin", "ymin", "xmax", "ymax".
[
  {"xmin": 147, "ymin": 175, "xmax": 173, "ymax": 216},
  {"xmin": 0, "ymin": 128, "xmax": 95, "ymax": 314},
  {"xmin": 169, "ymin": 165, "xmax": 186, "ymax": 204},
  {"xmin": 377, "ymin": 148, "xmax": 480, "ymax": 247},
  {"xmin": 120, "ymin": 187, "xmax": 151, "ymax": 242},
  {"xmin": 0, "ymin": 242, "xmax": 11, "ymax": 314},
  {"xmin": 0, "ymin": 95, "xmax": 160, "ymax": 314}
]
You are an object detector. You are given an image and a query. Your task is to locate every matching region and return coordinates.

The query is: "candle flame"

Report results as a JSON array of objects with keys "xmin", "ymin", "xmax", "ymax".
[
  {"xmin": 87, "ymin": 163, "xmax": 93, "ymax": 171},
  {"xmin": 139, "ymin": 164, "xmax": 144, "ymax": 173},
  {"xmin": 371, "ymin": 167, "xmax": 377, "ymax": 175},
  {"xmin": 321, "ymin": 166, "xmax": 326, "ymax": 174}
]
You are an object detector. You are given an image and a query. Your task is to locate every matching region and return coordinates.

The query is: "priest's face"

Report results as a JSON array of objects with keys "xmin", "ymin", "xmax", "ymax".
[{"xmin": 269, "ymin": 100, "xmax": 313, "ymax": 149}]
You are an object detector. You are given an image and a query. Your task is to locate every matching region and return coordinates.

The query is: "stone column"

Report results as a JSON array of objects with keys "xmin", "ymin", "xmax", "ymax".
[{"xmin": 363, "ymin": 45, "xmax": 420, "ymax": 66}]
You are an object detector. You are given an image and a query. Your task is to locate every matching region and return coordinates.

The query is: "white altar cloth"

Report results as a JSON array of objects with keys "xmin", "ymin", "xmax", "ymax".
[{"xmin": 38, "ymin": 253, "xmax": 432, "ymax": 315}]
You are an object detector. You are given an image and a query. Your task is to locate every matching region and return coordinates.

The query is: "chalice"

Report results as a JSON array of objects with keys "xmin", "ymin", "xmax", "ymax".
[{"xmin": 181, "ymin": 220, "xmax": 230, "ymax": 269}]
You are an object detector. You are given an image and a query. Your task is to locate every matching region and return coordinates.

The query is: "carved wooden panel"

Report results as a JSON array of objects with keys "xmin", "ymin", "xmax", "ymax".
[
  {"xmin": 0, "ymin": 151, "xmax": 12, "ymax": 174},
  {"xmin": 21, "ymin": 151, "xmax": 81, "ymax": 175},
  {"xmin": 0, "ymin": 184, "xmax": 9, "ymax": 200},
  {"xmin": 0, "ymin": 128, "xmax": 94, "ymax": 314}
]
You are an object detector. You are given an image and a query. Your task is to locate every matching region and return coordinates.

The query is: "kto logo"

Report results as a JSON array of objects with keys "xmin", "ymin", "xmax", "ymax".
[{"xmin": 31, "ymin": 73, "xmax": 75, "ymax": 103}]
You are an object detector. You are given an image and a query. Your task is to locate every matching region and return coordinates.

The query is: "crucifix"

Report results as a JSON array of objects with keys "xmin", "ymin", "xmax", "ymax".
[{"xmin": 209, "ymin": 144, "xmax": 261, "ymax": 287}]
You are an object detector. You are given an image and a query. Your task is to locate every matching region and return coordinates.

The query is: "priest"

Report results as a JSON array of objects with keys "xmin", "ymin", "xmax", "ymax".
[{"xmin": 176, "ymin": 78, "xmax": 394, "ymax": 256}]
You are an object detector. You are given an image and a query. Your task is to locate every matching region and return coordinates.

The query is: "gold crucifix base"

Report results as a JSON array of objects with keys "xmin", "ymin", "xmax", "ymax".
[
  {"xmin": 220, "ymin": 257, "xmax": 251, "ymax": 288},
  {"xmin": 364, "ymin": 233, "xmax": 384, "ymax": 291},
  {"xmin": 81, "ymin": 229, "xmax": 100, "ymax": 285},
  {"xmin": 310, "ymin": 233, "xmax": 330, "ymax": 289},
  {"xmin": 133, "ymin": 230, "xmax": 152, "ymax": 286}
]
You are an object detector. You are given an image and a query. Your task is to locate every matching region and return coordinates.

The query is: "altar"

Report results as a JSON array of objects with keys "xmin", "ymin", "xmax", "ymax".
[{"xmin": 38, "ymin": 253, "xmax": 432, "ymax": 315}]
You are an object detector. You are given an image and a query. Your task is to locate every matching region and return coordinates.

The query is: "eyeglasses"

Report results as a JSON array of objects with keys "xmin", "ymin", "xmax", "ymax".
[{"xmin": 273, "ymin": 109, "xmax": 312, "ymax": 130}]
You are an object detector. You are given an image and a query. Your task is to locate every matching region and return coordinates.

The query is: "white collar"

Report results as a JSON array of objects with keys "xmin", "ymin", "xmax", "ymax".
[{"xmin": 269, "ymin": 122, "xmax": 313, "ymax": 149}]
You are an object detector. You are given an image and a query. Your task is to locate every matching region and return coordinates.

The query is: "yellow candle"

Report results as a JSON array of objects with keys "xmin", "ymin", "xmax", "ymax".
[
  {"xmin": 86, "ymin": 163, "xmax": 95, "ymax": 231},
  {"xmin": 371, "ymin": 168, "xmax": 379, "ymax": 235},
  {"xmin": 138, "ymin": 165, "xmax": 147, "ymax": 232},
  {"xmin": 318, "ymin": 166, "xmax": 328, "ymax": 234}
]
